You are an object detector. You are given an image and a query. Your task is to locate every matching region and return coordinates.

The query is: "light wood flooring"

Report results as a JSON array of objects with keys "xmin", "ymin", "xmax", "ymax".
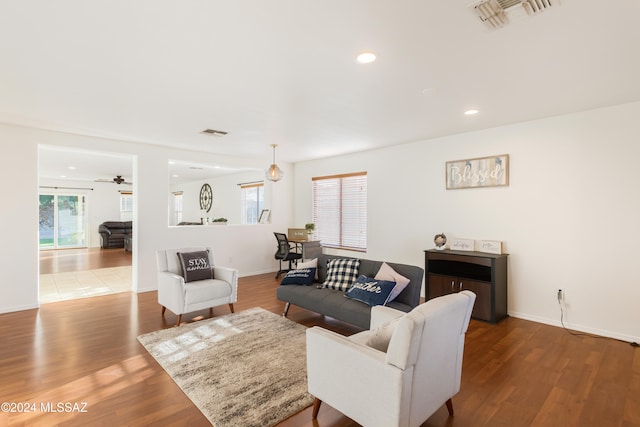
[
  {"xmin": 39, "ymin": 248, "xmax": 133, "ymax": 303},
  {"xmin": 2, "ymin": 272, "xmax": 639, "ymax": 426}
]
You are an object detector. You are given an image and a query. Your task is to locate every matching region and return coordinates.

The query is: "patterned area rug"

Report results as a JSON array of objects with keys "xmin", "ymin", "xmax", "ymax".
[{"xmin": 137, "ymin": 307, "xmax": 314, "ymax": 427}]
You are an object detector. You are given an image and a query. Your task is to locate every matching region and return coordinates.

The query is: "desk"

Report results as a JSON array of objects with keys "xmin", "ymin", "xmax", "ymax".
[{"xmin": 290, "ymin": 240, "xmax": 322, "ymax": 260}]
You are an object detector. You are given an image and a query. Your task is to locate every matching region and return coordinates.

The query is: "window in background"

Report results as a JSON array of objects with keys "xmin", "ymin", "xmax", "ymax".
[
  {"xmin": 172, "ymin": 191, "xmax": 183, "ymax": 225},
  {"xmin": 120, "ymin": 191, "xmax": 133, "ymax": 221},
  {"xmin": 241, "ymin": 182, "xmax": 264, "ymax": 224},
  {"xmin": 39, "ymin": 193, "xmax": 88, "ymax": 249},
  {"xmin": 312, "ymin": 172, "xmax": 367, "ymax": 251}
]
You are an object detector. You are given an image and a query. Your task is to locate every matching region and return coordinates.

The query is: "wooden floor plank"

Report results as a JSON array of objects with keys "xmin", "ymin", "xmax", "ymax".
[{"xmin": 2, "ymin": 270, "xmax": 639, "ymax": 426}]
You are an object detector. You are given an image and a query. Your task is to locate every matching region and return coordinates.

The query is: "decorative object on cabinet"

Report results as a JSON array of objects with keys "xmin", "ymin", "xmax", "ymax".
[
  {"xmin": 434, "ymin": 233, "xmax": 447, "ymax": 250},
  {"xmin": 425, "ymin": 249, "xmax": 508, "ymax": 324},
  {"xmin": 446, "ymin": 154, "xmax": 509, "ymax": 189},
  {"xmin": 477, "ymin": 240, "xmax": 503, "ymax": 254},
  {"xmin": 449, "ymin": 238, "xmax": 474, "ymax": 252}
]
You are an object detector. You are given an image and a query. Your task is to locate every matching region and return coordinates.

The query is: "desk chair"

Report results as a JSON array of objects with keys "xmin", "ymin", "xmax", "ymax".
[{"xmin": 274, "ymin": 232, "xmax": 303, "ymax": 279}]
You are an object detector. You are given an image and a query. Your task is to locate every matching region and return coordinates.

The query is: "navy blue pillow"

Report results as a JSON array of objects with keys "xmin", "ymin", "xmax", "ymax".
[
  {"xmin": 345, "ymin": 275, "xmax": 397, "ymax": 306},
  {"xmin": 280, "ymin": 268, "xmax": 317, "ymax": 286}
]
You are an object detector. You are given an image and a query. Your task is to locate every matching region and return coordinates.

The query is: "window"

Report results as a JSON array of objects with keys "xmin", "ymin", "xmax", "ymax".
[
  {"xmin": 120, "ymin": 191, "xmax": 133, "ymax": 221},
  {"xmin": 241, "ymin": 183, "xmax": 264, "ymax": 224},
  {"xmin": 312, "ymin": 172, "xmax": 367, "ymax": 251},
  {"xmin": 39, "ymin": 193, "xmax": 88, "ymax": 249},
  {"xmin": 172, "ymin": 191, "xmax": 183, "ymax": 225}
]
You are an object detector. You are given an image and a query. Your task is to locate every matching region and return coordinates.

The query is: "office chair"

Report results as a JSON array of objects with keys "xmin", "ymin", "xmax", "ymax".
[{"xmin": 273, "ymin": 232, "xmax": 303, "ymax": 279}]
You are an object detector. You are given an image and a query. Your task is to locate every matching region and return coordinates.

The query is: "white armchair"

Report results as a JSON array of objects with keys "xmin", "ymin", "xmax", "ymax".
[
  {"xmin": 156, "ymin": 247, "xmax": 238, "ymax": 326},
  {"xmin": 306, "ymin": 290, "xmax": 476, "ymax": 427}
]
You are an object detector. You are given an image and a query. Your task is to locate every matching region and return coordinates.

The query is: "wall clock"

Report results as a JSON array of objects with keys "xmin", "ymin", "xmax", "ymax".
[{"xmin": 199, "ymin": 183, "xmax": 213, "ymax": 212}]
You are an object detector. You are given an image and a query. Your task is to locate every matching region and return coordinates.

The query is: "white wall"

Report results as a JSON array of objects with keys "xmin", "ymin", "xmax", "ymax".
[
  {"xmin": 293, "ymin": 102, "xmax": 640, "ymax": 343},
  {"xmin": 0, "ymin": 124, "xmax": 293, "ymax": 314}
]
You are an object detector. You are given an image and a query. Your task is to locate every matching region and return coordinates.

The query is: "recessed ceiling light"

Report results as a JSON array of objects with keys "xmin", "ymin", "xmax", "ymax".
[
  {"xmin": 464, "ymin": 109, "xmax": 479, "ymax": 115},
  {"xmin": 356, "ymin": 52, "xmax": 376, "ymax": 64}
]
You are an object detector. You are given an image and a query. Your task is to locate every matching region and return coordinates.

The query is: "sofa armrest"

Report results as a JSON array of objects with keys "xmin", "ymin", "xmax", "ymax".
[
  {"xmin": 370, "ymin": 305, "xmax": 405, "ymax": 329},
  {"xmin": 98, "ymin": 224, "xmax": 112, "ymax": 236}
]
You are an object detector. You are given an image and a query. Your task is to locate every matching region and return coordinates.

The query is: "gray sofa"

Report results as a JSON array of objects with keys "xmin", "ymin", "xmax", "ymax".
[{"xmin": 276, "ymin": 253, "xmax": 424, "ymax": 329}]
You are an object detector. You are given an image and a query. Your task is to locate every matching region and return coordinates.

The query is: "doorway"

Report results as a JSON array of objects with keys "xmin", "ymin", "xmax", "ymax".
[{"xmin": 38, "ymin": 145, "xmax": 134, "ymax": 303}]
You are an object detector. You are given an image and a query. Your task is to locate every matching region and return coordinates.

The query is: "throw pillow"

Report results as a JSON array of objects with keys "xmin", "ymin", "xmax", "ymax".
[
  {"xmin": 322, "ymin": 258, "xmax": 360, "ymax": 291},
  {"xmin": 177, "ymin": 250, "xmax": 212, "ymax": 283},
  {"xmin": 366, "ymin": 317, "xmax": 400, "ymax": 352},
  {"xmin": 280, "ymin": 268, "xmax": 317, "ymax": 286},
  {"xmin": 375, "ymin": 262, "xmax": 411, "ymax": 302},
  {"xmin": 345, "ymin": 275, "xmax": 396, "ymax": 307},
  {"xmin": 296, "ymin": 258, "xmax": 318, "ymax": 280}
]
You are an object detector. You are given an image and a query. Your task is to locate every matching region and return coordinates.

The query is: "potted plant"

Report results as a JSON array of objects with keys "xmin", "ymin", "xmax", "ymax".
[{"xmin": 305, "ymin": 222, "xmax": 315, "ymax": 235}]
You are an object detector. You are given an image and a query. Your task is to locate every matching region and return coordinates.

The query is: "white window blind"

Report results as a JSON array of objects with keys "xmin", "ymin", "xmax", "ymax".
[
  {"xmin": 241, "ymin": 182, "xmax": 264, "ymax": 224},
  {"xmin": 312, "ymin": 172, "xmax": 367, "ymax": 251}
]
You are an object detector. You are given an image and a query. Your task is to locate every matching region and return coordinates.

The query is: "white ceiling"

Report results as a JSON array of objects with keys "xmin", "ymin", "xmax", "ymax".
[{"xmin": 4, "ymin": 0, "xmax": 640, "ymax": 179}]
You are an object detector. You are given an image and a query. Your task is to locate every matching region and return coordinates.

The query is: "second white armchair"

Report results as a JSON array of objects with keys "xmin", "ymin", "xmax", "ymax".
[{"xmin": 306, "ymin": 290, "xmax": 476, "ymax": 427}]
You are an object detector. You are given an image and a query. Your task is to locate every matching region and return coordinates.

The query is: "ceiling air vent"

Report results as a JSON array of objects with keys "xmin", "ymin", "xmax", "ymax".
[{"xmin": 201, "ymin": 129, "xmax": 228, "ymax": 137}]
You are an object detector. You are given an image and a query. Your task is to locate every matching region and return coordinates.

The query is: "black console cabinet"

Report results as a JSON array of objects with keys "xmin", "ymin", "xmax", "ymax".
[{"xmin": 425, "ymin": 249, "xmax": 508, "ymax": 324}]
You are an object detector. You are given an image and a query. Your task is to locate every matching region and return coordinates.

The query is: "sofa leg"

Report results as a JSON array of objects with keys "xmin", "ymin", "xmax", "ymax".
[
  {"xmin": 282, "ymin": 302, "xmax": 290, "ymax": 317},
  {"xmin": 229, "ymin": 303, "xmax": 235, "ymax": 313},
  {"xmin": 161, "ymin": 306, "xmax": 166, "ymax": 316},
  {"xmin": 446, "ymin": 398, "xmax": 454, "ymax": 416},
  {"xmin": 209, "ymin": 307, "xmax": 213, "ymax": 317},
  {"xmin": 312, "ymin": 398, "xmax": 322, "ymax": 419},
  {"xmin": 176, "ymin": 314, "xmax": 182, "ymax": 326}
]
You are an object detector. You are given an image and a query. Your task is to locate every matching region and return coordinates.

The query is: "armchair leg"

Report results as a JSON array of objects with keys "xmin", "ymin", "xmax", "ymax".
[
  {"xmin": 312, "ymin": 398, "xmax": 322, "ymax": 419},
  {"xmin": 229, "ymin": 303, "xmax": 235, "ymax": 313},
  {"xmin": 446, "ymin": 398, "xmax": 454, "ymax": 416},
  {"xmin": 283, "ymin": 302, "xmax": 290, "ymax": 317},
  {"xmin": 176, "ymin": 314, "xmax": 182, "ymax": 326}
]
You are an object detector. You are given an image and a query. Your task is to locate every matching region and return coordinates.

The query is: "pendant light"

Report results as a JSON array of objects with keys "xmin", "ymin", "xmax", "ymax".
[{"xmin": 266, "ymin": 144, "xmax": 284, "ymax": 182}]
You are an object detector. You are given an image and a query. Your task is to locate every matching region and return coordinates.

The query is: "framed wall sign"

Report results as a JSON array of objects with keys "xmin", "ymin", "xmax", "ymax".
[
  {"xmin": 449, "ymin": 238, "xmax": 474, "ymax": 252},
  {"xmin": 477, "ymin": 240, "xmax": 503, "ymax": 254},
  {"xmin": 446, "ymin": 154, "xmax": 509, "ymax": 190}
]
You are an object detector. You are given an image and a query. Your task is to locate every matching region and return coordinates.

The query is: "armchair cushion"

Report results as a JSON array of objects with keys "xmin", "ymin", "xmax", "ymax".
[
  {"xmin": 280, "ymin": 268, "xmax": 316, "ymax": 285},
  {"xmin": 322, "ymin": 258, "xmax": 360, "ymax": 291},
  {"xmin": 345, "ymin": 275, "xmax": 396, "ymax": 307},
  {"xmin": 177, "ymin": 250, "xmax": 213, "ymax": 283}
]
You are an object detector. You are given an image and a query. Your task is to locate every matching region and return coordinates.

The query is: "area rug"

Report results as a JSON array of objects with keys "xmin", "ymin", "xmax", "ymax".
[{"xmin": 137, "ymin": 307, "xmax": 314, "ymax": 427}]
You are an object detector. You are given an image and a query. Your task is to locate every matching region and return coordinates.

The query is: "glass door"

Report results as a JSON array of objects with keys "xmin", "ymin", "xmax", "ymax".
[{"xmin": 39, "ymin": 194, "xmax": 88, "ymax": 249}]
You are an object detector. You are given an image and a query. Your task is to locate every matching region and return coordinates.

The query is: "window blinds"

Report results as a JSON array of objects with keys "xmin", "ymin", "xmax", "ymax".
[{"xmin": 312, "ymin": 172, "xmax": 367, "ymax": 251}]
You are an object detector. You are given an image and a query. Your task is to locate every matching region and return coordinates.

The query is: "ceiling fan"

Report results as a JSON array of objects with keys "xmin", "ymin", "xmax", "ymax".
[{"xmin": 94, "ymin": 175, "xmax": 132, "ymax": 185}]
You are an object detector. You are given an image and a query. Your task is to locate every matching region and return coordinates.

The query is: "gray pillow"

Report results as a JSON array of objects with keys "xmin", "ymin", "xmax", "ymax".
[{"xmin": 177, "ymin": 250, "xmax": 212, "ymax": 282}]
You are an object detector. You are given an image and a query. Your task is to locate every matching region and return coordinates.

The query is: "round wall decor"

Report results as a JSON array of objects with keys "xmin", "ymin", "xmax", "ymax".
[{"xmin": 199, "ymin": 183, "xmax": 213, "ymax": 212}]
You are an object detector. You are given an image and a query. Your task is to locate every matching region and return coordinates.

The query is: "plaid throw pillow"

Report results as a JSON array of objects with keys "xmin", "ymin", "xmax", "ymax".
[{"xmin": 322, "ymin": 258, "xmax": 360, "ymax": 291}]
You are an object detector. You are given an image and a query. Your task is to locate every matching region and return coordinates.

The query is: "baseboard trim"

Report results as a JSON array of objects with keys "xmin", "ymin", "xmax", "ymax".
[
  {"xmin": 508, "ymin": 311, "xmax": 639, "ymax": 344},
  {"xmin": 0, "ymin": 303, "xmax": 40, "ymax": 315}
]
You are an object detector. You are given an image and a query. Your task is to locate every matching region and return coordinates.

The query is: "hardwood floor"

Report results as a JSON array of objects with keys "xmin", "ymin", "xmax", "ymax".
[
  {"xmin": 1, "ymin": 273, "xmax": 638, "ymax": 426},
  {"xmin": 39, "ymin": 247, "xmax": 132, "ymax": 275}
]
